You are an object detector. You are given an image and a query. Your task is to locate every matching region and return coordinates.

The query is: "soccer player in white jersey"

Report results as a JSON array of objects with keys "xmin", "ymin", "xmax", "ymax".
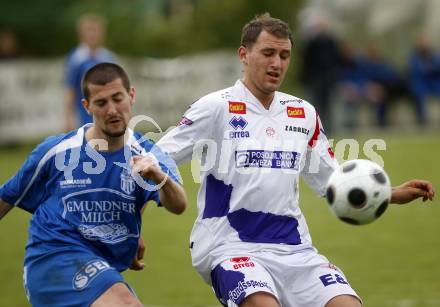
[
  {"xmin": 157, "ymin": 13, "xmax": 435, "ymax": 307},
  {"xmin": 0, "ymin": 63, "xmax": 187, "ymax": 307}
]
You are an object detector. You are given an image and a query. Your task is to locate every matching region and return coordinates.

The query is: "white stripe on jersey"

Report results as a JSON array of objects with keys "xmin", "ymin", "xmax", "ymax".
[{"xmin": 14, "ymin": 126, "xmax": 85, "ymax": 206}]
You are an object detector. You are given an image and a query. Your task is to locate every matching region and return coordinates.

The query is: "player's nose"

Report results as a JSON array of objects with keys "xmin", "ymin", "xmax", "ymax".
[
  {"xmin": 270, "ymin": 55, "xmax": 282, "ymax": 69},
  {"xmin": 106, "ymin": 101, "xmax": 118, "ymax": 114}
]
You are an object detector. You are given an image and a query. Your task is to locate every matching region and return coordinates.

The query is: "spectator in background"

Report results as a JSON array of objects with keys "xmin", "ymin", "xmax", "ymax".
[
  {"xmin": 64, "ymin": 13, "xmax": 117, "ymax": 132},
  {"xmin": 408, "ymin": 34, "xmax": 440, "ymax": 126},
  {"xmin": 338, "ymin": 41, "xmax": 404, "ymax": 129},
  {"xmin": 0, "ymin": 30, "xmax": 20, "ymax": 60},
  {"xmin": 337, "ymin": 41, "xmax": 365, "ymax": 129},
  {"xmin": 362, "ymin": 42, "xmax": 401, "ymax": 127},
  {"xmin": 299, "ymin": 15, "xmax": 340, "ymax": 133}
]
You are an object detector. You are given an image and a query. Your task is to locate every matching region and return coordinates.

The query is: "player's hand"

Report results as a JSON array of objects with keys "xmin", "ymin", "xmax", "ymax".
[
  {"xmin": 130, "ymin": 236, "xmax": 145, "ymax": 271},
  {"xmin": 130, "ymin": 155, "xmax": 166, "ymax": 184},
  {"xmin": 391, "ymin": 179, "xmax": 435, "ymax": 204}
]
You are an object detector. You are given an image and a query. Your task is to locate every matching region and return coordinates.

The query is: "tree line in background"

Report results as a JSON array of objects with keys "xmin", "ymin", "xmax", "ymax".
[{"xmin": 0, "ymin": 0, "xmax": 303, "ymax": 58}]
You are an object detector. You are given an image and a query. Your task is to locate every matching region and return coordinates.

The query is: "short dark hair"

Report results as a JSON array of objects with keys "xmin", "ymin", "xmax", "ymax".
[
  {"xmin": 82, "ymin": 62, "xmax": 131, "ymax": 100},
  {"xmin": 241, "ymin": 13, "xmax": 293, "ymax": 48}
]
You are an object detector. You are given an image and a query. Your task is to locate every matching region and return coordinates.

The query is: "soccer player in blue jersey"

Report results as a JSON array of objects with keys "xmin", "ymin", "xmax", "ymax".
[
  {"xmin": 158, "ymin": 13, "xmax": 435, "ymax": 307},
  {"xmin": 64, "ymin": 14, "xmax": 117, "ymax": 131},
  {"xmin": 0, "ymin": 63, "xmax": 187, "ymax": 306}
]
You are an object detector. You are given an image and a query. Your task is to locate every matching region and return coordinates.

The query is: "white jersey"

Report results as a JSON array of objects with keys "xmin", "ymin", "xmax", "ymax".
[{"xmin": 158, "ymin": 80, "xmax": 338, "ymax": 283}]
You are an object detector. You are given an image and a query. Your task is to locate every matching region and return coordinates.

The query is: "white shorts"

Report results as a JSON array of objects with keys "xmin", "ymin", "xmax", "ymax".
[{"xmin": 210, "ymin": 250, "xmax": 361, "ymax": 307}]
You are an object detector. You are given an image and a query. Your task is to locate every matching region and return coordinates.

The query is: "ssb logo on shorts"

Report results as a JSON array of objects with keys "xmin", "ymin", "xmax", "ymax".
[
  {"xmin": 120, "ymin": 168, "xmax": 135, "ymax": 194},
  {"xmin": 72, "ymin": 260, "xmax": 111, "ymax": 290}
]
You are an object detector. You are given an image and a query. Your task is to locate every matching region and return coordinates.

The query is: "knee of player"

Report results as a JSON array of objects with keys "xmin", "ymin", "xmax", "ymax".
[
  {"xmin": 118, "ymin": 293, "xmax": 143, "ymax": 307},
  {"xmin": 119, "ymin": 298, "xmax": 143, "ymax": 307},
  {"xmin": 240, "ymin": 291, "xmax": 280, "ymax": 307}
]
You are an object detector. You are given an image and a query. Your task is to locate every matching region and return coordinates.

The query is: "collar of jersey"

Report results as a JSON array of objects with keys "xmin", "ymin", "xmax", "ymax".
[{"xmin": 233, "ymin": 79, "xmax": 281, "ymax": 114}]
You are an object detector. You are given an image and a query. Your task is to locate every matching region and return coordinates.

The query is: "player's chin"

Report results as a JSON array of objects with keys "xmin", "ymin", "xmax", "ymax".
[
  {"xmin": 104, "ymin": 126, "xmax": 126, "ymax": 138},
  {"xmin": 264, "ymin": 83, "xmax": 280, "ymax": 93}
]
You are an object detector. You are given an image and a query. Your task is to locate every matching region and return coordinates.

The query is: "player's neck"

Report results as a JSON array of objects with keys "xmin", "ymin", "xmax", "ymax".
[
  {"xmin": 241, "ymin": 79, "xmax": 274, "ymax": 110},
  {"xmin": 86, "ymin": 43, "xmax": 101, "ymax": 55},
  {"xmin": 85, "ymin": 127, "xmax": 124, "ymax": 152}
]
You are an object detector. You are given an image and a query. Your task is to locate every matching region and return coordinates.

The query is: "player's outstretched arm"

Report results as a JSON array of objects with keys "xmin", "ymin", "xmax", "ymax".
[
  {"xmin": 131, "ymin": 155, "xmax": 187, "ymax": 214},
  {"xmin": 391, "ymin": 179, "xmax": 435, "ymax": 205},
  {"xmin": 0, "ymin": 199, "xmax": 13, "ymax": 220}
]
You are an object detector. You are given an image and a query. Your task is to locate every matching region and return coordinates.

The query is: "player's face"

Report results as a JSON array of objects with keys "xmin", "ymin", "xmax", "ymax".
[
  {"xmin": 83, "ymin": 78, "xmax": 135, "ymax": 138},
  {"xmin": 80, "ymin": 21, "xmax": 104, "ymax": 49},
  {"xmin": 239, "ymin": 30, "xmax": 291, "ymax": 102}
]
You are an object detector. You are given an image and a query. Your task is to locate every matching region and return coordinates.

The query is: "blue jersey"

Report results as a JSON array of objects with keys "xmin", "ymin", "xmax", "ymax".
[
  {"xmin": 65, "ymin": 44, "xmax": 116, "ymax": 126},
  {"xmin": 0, "ymin": 124, "xmax": 180, "ymax": 272}
]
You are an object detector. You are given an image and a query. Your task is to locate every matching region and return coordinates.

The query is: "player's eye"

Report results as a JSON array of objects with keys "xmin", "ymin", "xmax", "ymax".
[
  {"xmin": 95, "ymin": 100, "xmax": 106, "ymax": 107},
  {"xmin": 262, "ymin": 50, "xmax": 274, "ymax": 57},
  {"xmin": 280, "ymin": 52, "xmax": 290, "ymax": 60},
  {"xmin": 112, "ymin": 94, "xmax": 124, "ymax": 103}
]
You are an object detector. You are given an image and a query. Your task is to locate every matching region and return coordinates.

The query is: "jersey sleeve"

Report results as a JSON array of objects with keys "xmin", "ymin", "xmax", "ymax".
[
  {"xmin": 301, "ymin": 112, "xmax": 339, "ymax": 197},
  {"xmin": 0, "ymin": 137, "xmax": 56, "ymax": 213},
  {"xmin": 157, "ymin": 97, "xmax": 219, "ymax": 164}
]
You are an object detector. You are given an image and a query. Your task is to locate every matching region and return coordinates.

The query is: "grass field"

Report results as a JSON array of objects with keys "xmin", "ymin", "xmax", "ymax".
[{"xmin": 0, "ymin": 133, "xmax": 439, "ymax": 307}]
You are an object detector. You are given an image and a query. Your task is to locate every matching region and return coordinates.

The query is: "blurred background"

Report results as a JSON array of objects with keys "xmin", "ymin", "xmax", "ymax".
[{"xmin": 0, "ymin": 0, "xmax": 439, "ymax": 306}]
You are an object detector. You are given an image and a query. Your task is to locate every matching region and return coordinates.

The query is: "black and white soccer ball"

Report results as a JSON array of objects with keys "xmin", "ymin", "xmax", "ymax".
[{"xmin": 326, "ymin": 159, "xmax": 391, "ymax": 225}]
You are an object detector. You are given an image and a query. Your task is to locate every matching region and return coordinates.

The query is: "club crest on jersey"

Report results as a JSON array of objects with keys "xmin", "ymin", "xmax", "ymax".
[
  {"xmin": 229, "ymin": 101, "xmax": 247, "ymax": 114},
  {"xmin": 266, "ymin": 127, "xmax": 276, "ymax": 137},
  {"xmin": 120, "ymin": 168, "xmax": 135, "ymax": 194},
  {"xmin": 287, "ymin": 107, "xmax": 305, "ymax": 118},
  {"xmin": 229, "ymin": 116, "xmax": 248, "ymax": 130}
]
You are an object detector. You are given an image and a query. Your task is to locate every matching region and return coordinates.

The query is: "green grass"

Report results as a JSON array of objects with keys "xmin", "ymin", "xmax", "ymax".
[{"xmin": 0, "ymin": 134, "xmax": 439, "ymax": 306}]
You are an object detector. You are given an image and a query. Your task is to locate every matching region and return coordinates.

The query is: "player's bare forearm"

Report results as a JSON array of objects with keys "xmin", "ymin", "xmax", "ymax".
[
  {"xmin": 131, "ymin": 155, "xmax": 187, "ymax": 214},
  {"xmin": 158, "ymin": 176, "xmax": 187, "ymax": 214},
  {"xmin": 0, "ymin": 199, "xmax": 13, "ymax": 220},
  {"xmin": 391, "ymin": 179, "xmax": 435, "ymax": 205},
  {"xmin": 130, "ymin": 236, "xmax": 146, "ymax": 271}
]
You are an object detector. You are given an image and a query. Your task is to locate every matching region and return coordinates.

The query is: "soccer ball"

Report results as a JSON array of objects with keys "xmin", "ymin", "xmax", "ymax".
[{"xmin": 326, "ymin": 159, "xmax": 391, "ymax": 225}]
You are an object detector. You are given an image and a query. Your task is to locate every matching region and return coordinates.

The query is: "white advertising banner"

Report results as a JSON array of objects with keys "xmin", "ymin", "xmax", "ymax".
[{"xmin": 0, "ymin": 51, "xmax": 240, "ymax": 143}]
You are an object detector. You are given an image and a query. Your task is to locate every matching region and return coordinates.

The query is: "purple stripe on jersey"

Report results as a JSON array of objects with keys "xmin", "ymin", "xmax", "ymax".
[
  {"xmin": 227, "ymin": 208, "xmax": 301, "ymax": 245},
  {"xmin": 211, "ymin": 265, "xmax": 246, "ymax": 306},
  {"xmin": 203, "ymin": 174, "xmax": 232, "ymax": 219}
]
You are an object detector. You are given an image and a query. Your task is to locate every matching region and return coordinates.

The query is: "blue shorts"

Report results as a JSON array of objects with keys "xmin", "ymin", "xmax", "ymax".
[{"xmin": 24, "ymin": 246, "xmax": 126, "ymax": 307}]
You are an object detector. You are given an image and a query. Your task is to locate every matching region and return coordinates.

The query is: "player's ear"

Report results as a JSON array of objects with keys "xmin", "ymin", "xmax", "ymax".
[
  {"xmin": 238, "ymin": 46, "xmax": 248, "ymax": 65},
  {"xmin": 82, "ymin": 98, "xmax": 91, "ymax": 115},
  {"xmin": 129, "ymin": 86, "xmax": 136, "ymax": 105}
]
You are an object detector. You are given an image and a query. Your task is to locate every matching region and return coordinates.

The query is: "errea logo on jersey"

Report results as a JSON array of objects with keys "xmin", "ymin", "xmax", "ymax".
[
  {"xmin": 229, "ymin": 101, "xmax": 246, "ymax": 114},
  {"xmin": 287, "ymin": 107, "xmax": 305, "ymax": 118}
]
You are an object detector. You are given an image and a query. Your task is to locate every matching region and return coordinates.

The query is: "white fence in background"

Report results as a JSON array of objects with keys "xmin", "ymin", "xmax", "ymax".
[{"xmin": 0, "ymin": 51, "xmax": 241, "ymax": 143}]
